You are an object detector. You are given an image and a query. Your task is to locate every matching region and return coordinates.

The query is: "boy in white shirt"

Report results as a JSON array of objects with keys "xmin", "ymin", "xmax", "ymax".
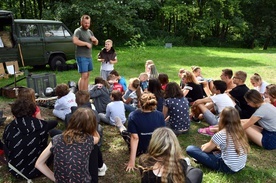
[
  {"xmin": 53, "ymin": 83, "xmax": 77, "ymax": 120},
  {"xmin": 192, "ymin": 80, "xmax": 235, "ymax": 126}
]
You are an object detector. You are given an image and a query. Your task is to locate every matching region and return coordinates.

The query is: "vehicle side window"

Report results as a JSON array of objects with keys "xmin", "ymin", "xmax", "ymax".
[
  {"xmin": 19, "ymin": 24, "xmax": 39, "ymax": 37},
  {"xmin": 43, "ymin": 24, "xmax": 70, "ymax": 37}
]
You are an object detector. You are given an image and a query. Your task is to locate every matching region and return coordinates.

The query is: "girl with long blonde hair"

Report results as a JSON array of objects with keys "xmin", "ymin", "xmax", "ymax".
[
  {"xmin": 186, "ymin": 107, "xmax": 250, "ymax": 173},
  {"xmin": 139, "ymin": 127, "xmax": 203, "ymax": 183}
]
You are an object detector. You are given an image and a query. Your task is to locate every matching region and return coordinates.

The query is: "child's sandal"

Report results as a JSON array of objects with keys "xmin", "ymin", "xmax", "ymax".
[{"xmin": 198, "ymin": 127, "xmax": 214, "ymax": 136}]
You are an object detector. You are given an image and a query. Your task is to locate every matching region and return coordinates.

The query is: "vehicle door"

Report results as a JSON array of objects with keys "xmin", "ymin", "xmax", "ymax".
[
  {"xmin": 16, "ymin": 23, "xmax": 45, "ymax": 66},
  {"xmin": 43, "ymin": 24, "xmax": 75, "ymax": 59}
]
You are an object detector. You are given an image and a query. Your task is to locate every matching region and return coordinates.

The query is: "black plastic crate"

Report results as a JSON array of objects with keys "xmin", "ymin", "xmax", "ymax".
[{"xmin": 27, "ymin": 73, "xmax": 56, "ymax": 97}]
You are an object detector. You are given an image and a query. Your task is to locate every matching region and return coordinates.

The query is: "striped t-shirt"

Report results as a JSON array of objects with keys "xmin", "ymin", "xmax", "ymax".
[{"xmin": 212, "ymin": 129, "xmax": 247, "ymax": 172}]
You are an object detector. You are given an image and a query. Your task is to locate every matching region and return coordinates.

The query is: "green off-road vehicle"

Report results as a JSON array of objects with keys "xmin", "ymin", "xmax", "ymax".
[{"xmin": 0, "ymin": 10, "xmax": 75, "ymax": 70}]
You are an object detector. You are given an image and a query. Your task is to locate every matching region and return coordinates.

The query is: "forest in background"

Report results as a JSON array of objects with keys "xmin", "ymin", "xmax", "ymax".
[{"xmin": 1, "ymin": 0, "xmax": 275, "ymax": 49}]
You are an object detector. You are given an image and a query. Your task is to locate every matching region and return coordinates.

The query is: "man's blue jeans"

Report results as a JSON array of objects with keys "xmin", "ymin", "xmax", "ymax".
[{"xmin": 186, "ymin": 145, "xmax": 235, "ymax": 173}]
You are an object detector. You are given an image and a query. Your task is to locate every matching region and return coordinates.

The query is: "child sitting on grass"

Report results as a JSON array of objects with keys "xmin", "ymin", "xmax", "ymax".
[
  {"xmin": 264, "ymin": 84, "xmax": 276, "ymax": 107},
  {"xmin": 18, "ymin": 87, "xmax": 43, "ymax": 119},
  {"xmin": 115, "ymin": 92, "xmax": 166, "ymax": 172},
  {"xmin": 186, "ymin": 107, "xmax": 250, "ymax": 173},
  {"xmin": 139, "ymin": 72, "xmax": 149, "ymax": 92},
  {"xmin": 139, "ymin": 127, "xmax": 203, "ymax": 183},
  {"xmin": 122, "ymin": 78, "xmax": 142, "ymax": 112},
  {"xmin": 35, "ymin": 108, "xmax": 103, "ymax": 182},
  {"xmin": 89, "ymin": 77, "xmax": 112, "ymax": 113},
  {"xmin": 158, "ymin": 73, "xmax": 169, "ymax": 90},
  {"xmin": 107, "ymin": 74, "xmax": 124, "ymax": 93},
  {"xmin": 53, "ymin": 83, "xmax": 77, "ymax": 120},
  {"xmin": 163, "ymin": 82, "xmax": 190, "ymax": 135},
  {"xmin": 99, "ymin": 90, "xmax": 126, "ymax": 126},
  {"xmin": 242, "ymin": 89, "xmax": 276, "ymax": 150},
  {"xmin": 110, "ymin": 69, "xmax": 127, "ymax": 92},
  {"xmin": 191, "ymin": 66, "xmax": 213, "ymax": 97}
]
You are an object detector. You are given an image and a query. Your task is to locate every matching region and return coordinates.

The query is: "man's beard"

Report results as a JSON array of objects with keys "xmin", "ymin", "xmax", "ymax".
[{"xmin": 82, "ymin": 25, "xmax": 89, "ymax": 30}]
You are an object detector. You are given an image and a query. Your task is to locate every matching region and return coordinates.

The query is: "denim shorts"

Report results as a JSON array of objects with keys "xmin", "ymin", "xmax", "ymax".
[
  {"xmin": 76, "ymin": 57, "xmax": 93, "ymax": 73},
  {"xmin": 262, "ymin": 129, "xmax": 276, "ymax": 150}
]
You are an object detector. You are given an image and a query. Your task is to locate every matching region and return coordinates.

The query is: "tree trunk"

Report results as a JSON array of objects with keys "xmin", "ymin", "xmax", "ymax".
[
  {"xmin": 20, "ymin": 0, "xmax": 24, "ymax": 18},
  {"xmin": 37, "ymin": 0, "xmax": 42, "ymax": 19},
  {"xmin": 263, "ymin": 36, "xmax": 271, "ymax": 50},
  {"xmin": 168, "ymin": 13, "xmax": 172, "ymax": 32}
]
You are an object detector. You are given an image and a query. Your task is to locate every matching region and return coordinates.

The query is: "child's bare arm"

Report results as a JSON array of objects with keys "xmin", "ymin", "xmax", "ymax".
[{"xmin": 35, "ymin": 142, "xmax": 55, "ymax": 181}]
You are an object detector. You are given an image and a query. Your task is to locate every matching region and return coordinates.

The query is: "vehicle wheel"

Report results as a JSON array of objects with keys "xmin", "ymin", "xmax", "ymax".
[{"xmin": 49, "ymin": 55, "xmax": 65, "ymax": 70}]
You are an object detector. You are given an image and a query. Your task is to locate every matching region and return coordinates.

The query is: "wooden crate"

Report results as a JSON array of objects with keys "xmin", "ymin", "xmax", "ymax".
[
  {"xmin": 0, "ymin": 63, "xmax": 9, "ymax": 79},
  {"xmin": 1, "ymin": 86, "xmax": 25, "ymax": 99}
]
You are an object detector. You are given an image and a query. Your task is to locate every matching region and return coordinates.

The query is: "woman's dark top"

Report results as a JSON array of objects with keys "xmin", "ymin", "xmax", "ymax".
[
  {"xmin": 140, "ymin": 159, "xmax": 203, "ymax": 183},
  {"xmin": 184, "ymin": 82, "xmax": 204, "ymax": 102}
]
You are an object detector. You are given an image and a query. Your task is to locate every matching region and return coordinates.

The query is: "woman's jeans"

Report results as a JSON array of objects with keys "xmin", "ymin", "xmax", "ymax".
[{"xmin": 186, "ymin": 145, "xmax": 235, "ymax": 173}]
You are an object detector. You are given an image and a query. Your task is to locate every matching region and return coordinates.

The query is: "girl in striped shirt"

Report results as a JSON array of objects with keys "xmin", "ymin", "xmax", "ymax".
[{"xmin": 186, "ymin": 107, "xmax": 250, "ymax": 173}]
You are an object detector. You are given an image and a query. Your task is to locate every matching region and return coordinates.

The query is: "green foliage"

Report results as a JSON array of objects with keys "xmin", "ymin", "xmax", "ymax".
[
  {"xmin": 124, "ymin": 34, "xmax": 146, "ymax": 63},
  {"xmin": 146, "ymin": 38, "xmax": 165, "ymax": 46}
]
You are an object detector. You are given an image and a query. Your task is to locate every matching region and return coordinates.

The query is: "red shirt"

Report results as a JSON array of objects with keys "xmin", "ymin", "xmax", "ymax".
[
  {"xmin": 33, "ymin": 106, "xmax": 40, "ymax": 118},
  {"xmin": 113, "ymin": 83, "xmax": 124, "ymax": 93},
  {"xmin": 272, "ymin": 100, "xmax": 276, "ymax": 107},
  {"xmin": 161, "ymin": 84, "xmax": 167, "ymax": 90}
]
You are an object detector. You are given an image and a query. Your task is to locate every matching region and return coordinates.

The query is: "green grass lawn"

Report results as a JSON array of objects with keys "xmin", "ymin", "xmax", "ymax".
[{"xmin": 0, "ymin": 46, "xmax": 276, "ymax": 183}]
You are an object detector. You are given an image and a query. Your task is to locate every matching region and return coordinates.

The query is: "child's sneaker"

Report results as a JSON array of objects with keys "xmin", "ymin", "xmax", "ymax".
[
  {"xmin": 98, "ymin": 163, "xmax": 107, "ymax": 176},
  {"xmin": 114, "ymin": 117, "xmax": 126, "ymax": 132},
  {"xmin": 184, "ymin": 157, "xmax": 191, "ymax": 166},
  {"xmin": 191, "ymin": 116, "xmax": 200, "ymax": 123}
]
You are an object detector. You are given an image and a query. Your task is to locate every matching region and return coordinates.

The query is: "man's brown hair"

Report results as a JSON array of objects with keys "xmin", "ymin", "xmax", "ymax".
[{"xmin": 81, "ymin": 15, "xmax": 90, "ymax": 22}]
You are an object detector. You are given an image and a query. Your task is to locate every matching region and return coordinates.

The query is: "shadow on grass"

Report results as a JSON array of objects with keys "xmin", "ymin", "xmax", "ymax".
[{"xmin": 99, "ymin": 124, "xmax": 140, "ymax": 183}]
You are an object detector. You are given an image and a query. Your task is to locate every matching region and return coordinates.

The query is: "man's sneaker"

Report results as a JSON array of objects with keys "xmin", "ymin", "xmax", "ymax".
[
  {"xmin": 98, "ymin": 163, "xmax": 107, "ymax": 176},
  {"xmin": 191, "ymin": 116, "xmax": 200, "ymax": 123}
]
